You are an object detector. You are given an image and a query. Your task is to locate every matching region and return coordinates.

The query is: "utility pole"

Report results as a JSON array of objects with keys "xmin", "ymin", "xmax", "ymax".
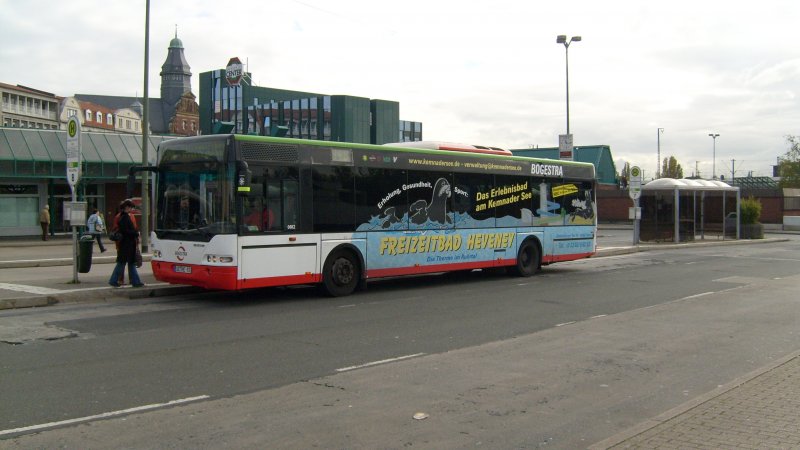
[
  {"xmin": 695, "ymin": 161, "xmax": 700, "ymax": 178},
  {"xmin": 141, "ymin": 0, "xmax": 150, "ymax": 252},
  {"xmin": 731, "ymin": 159, "xmax": 735, "ymax": 183},
  {"xmin": 657, "ymin": 128, "xmax": 664, "ymax": 179}
]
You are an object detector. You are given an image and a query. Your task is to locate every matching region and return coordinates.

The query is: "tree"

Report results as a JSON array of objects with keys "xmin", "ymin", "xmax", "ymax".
[
  {"xmin": 778, "ymin": 135, "xmax": 800, "ymax": 188},
  {"xmin": 661, "ymin": 156, "xmax": 684, "ymax": 179},
  {"xmin": 618, "ymin": 162, "xmax": 631, "ymax": 187}
]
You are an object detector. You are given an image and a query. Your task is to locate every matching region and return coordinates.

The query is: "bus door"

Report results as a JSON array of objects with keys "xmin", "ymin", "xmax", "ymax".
[{"xmin": 239, "ymin": 166, "xmax": 318, "ymax": 287}]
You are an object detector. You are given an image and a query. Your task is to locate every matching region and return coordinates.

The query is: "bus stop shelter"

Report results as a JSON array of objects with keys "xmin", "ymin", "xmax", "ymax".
[{"xmin": 640, "ymin": 178, "xmax": 740, "ymax": 243}]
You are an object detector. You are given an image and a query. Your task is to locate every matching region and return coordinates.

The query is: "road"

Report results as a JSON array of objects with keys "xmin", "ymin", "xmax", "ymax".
[{"xmin": 2, "ymin": 235, "xmax": 799, "ymax": 448}]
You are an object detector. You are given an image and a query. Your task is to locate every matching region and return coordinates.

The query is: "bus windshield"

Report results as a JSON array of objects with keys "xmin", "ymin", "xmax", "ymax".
[{"xmin": 155, "ymin": 140, "xmax": 236, "ymax": 241}]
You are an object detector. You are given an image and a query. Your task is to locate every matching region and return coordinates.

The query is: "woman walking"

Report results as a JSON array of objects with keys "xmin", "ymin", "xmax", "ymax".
[{"xmin": 108, "ymin": 199, "xmax": 144, "ymax": 288}]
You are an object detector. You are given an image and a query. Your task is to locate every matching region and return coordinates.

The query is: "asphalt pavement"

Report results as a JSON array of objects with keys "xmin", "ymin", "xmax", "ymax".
[
  {"xmin": 1, "ymin": 226, "xmax": 799, "ymax": 449},
  {"xmin": 0, "ymin": 225, "xmax": 775, "ymax": 310}
]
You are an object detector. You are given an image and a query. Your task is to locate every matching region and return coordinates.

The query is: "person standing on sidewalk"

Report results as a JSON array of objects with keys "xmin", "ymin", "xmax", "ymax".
[
  {"xmin": 108, "ymin": 199, "xmax": 144, "ymax": 288},
  {"xmin": 111, "ymin": 205, "xmax": 138, "ymax": 286},
  {"xmin": 86, "ymin": 208, "xmax": 107, "ymax": 253},
  {"xmin": 39, "ymin": 204, "xmax": 50, "ymax": 241}
]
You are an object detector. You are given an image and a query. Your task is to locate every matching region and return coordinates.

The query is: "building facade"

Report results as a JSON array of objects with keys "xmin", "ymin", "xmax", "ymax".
[
  {"xmin": 75, "ymin": 33, "xmax": 199, "ymax": 137},
  {"xmin": 0, "ymin": 83, "xmax": 60, "ymax": 130},
  {"xmin": 199, "ymin": 69, "xmax": 422, "ymax": 144},
  {"xmin": 0, "ymin": 35, "xmax": 196, "ymax": 237}
]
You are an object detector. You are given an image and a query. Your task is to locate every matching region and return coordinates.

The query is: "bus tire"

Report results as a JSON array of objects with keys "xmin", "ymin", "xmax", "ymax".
[
  {"xmin": 322, "ymin": 249, "xmax": 361, "ymax": 297},
  {"xmin": 512, "ymin": 239, "xmax": 540, "ymax": 277}
]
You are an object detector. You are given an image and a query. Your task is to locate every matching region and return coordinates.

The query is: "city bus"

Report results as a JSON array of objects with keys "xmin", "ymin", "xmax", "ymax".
[{"xmin": 140, "ymin": 134, "xmax": 596, "ymax": 296}]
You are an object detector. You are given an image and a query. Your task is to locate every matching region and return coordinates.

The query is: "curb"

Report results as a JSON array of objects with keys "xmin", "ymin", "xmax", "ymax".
[
  {"xmin": 588, "ymin": 349, "xmax": 800, "ymax": 449},
  {"xmin": 0, "ymin": 284, "xmax": 203, "ymax": 311},
  {"xmin": 593, "ymin": 237, "xmax": 787, "ymax": 258}
]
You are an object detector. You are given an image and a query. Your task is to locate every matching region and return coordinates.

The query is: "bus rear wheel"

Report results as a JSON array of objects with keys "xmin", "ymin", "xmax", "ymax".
[
  {"xmin": 512, "ymin": 239, "xmax": 540, "ymax": 277},
  {"xmin": 322, "ymin": 250, "xmax": 361, "ymax": 297}
]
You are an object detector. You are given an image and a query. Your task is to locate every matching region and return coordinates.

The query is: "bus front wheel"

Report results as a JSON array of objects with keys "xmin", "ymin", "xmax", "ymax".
[
  {"xmin": 322, "ymin": 250, "xmax": 361, "ymax": 297},
  {"xmin": 512, "ymin": 239, "xmax": 540, "ymax": 277}
]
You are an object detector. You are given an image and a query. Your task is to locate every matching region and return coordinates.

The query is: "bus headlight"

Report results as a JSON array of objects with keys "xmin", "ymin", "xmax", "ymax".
[
  {"xmin": 152, "ymin": 249, "xmax": 162, "ymax": 258},
  {"xmin": 205, "ymin": 254, "xmax": 234, "ymax": 264}
]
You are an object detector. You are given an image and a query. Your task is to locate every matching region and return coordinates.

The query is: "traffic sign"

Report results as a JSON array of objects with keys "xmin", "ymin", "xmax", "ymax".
[
  {"xmin": 66, "ymin": 116, "xmax": 82, "ymax": 187},
  {"xmin": 629, "ymin": 165, "xmax": 642, "ymax": 200}
]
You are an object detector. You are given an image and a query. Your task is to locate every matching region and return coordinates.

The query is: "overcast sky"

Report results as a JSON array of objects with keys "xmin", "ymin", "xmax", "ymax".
[{"xmin": 3, "ymin": 0, "xmax": 798, "ymax": 180}]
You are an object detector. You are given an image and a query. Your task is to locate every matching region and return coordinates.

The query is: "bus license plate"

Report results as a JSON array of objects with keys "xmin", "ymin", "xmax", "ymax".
[{"xmin": 174, "ymin": 265, "xmax": 192, "ymax": 274}]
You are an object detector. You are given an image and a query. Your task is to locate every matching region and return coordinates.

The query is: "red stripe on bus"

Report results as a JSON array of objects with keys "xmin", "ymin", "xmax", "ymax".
[
  {"xmin": 541, "ymin": 252, "xmax": 594, "ymax": 264},
  {"xmin": 152, "ymin": 262, "xmax": 238, "ymax": 290},
  {"xmin": 237, "ymin": 273, "xmax": 320, "ymax": 290},
  {"xmin": 366, "ymin": 259, "xmax": 516, "ymax": 278},
  {"xmin": 153, "ymin": 251, "xmax": 594, "ymax": 291}
]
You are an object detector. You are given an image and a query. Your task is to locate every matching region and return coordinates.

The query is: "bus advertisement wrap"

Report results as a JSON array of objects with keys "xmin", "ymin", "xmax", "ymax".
[{"xmin": 146, "ymin": 135, "xmax": 598, "ymax": 296}]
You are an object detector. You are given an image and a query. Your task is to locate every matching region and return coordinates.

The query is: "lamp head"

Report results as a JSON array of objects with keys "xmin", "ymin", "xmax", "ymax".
[
  {"xmin": 556, "ymin": 35, "xmax": 567, "ymax": 44},
  {"xmin": 571, "ymin": 36, "xmax": 582, "ymax": 42}
]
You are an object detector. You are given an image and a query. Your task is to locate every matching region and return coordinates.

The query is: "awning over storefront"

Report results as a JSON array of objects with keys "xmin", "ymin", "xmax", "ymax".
[{"xmin": 0, "ymin": 128, "xmax": 173, "ymax": 179}]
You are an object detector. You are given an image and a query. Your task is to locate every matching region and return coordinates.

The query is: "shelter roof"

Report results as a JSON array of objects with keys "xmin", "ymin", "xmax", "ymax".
[{"xmin": 643, "ymin": 178, "xmax": 738, "ymax": 191}]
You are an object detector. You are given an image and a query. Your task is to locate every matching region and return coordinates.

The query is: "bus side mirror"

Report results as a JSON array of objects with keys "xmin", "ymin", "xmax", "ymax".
[{"xmin": 236, "ymin": 161, "xmax": 252, "ymax": 196}]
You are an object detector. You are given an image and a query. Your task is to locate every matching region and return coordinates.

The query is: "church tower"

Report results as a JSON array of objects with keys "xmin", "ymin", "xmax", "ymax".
[{"xmin": 160, "ymin": 31, "xmax": 192, "ymax": 108}]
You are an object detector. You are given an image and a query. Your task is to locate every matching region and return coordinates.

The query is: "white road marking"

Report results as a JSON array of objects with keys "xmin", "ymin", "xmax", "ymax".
[
  {"xmin": 336, "ymin": 353, "xmax": 425, "ymax": 372},
  {"xmin": 590, "ymin": 314, "xmax": 607, "ymax": 319},
  {"xmin": 681, "ymin": 292, "xmax": 715, "ymax": 300},
  {"xmin": 555, "ymin": 321, "xmax": 576, "ymax": 327},
  {"xmin": 0, "ymin": 283, "xmax": 64, "ymax": 295},
  {"xmin": 0, "ymin": 395, "xmax": 210, "ymax": 437}
]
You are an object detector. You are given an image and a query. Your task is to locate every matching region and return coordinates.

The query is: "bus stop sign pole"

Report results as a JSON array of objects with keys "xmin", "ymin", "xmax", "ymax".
[
  {"xmin": 66, "ymin": 117, "xmax": 82, "ymax": 283},
  {"xmin": 629, "ymin": 166, "xmax": 642, "ymax": 245}
]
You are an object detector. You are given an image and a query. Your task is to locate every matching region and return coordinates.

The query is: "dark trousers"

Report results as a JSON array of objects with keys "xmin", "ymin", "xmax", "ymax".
[
  {"xmin": 93, "ymin": 233, "xmax": 106, "ymax": 252},
  {"xmin": 40, "ymin": 222, "xmax": 49, "ymax": 241}
]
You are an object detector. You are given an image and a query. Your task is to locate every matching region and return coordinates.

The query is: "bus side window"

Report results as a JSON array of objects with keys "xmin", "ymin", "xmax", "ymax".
[
  {"xmin": 265, "ymin": 180, "xmax": 281, "ymax": 231},
  {"xmin": 282, "ymin": 179, "xmax": 298, "ymax": 231}
]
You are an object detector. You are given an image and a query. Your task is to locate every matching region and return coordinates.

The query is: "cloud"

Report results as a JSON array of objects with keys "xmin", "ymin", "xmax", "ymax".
[{"xmin": 2, "ymin": 0, "xmax": 798, "ymax": 178}]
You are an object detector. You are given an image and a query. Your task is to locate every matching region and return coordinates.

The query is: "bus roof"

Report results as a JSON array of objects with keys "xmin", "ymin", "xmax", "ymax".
[
  {"xmin": 229, "ymin": 134, "xmax": 594, "ymax": 169},
  {"xmin": 384, "ymin": 141, "xmax": 513, "ymax": 156}
]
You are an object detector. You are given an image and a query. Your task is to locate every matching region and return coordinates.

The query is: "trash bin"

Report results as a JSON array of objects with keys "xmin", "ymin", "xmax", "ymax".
[{"xmin": 78, "ymin": 234, "xmax": 94, "ymax": 273}]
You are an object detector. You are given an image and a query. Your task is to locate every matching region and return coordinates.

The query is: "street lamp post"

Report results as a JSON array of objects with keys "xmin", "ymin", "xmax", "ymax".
[
  {"xmin": 556, "ymin": 35, "xmax": 581, "ymax": 135},
  {"xmin": 657, "ymin": 128, "xmax": 664, "ymax": 178},
  {"xmin": 708, "ymin": 133, "xmax": 720, "ymax": 179},
  {"xmin": 141, "ymin": 0, "xmax": 151, "ymax": 252}
]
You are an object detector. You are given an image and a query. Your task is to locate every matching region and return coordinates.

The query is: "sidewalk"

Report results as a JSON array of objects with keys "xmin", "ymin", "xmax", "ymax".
[
  {"xmin": 1, "ymin": 232, "xmax": 799, "ymax": 449},
  {"xmin": 592, "ymin": 350, "xmax": 800, "ymax": 449},
  {"xmin": 0, "ymin": 235, "xmax": 198, "ymax": 309}
]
